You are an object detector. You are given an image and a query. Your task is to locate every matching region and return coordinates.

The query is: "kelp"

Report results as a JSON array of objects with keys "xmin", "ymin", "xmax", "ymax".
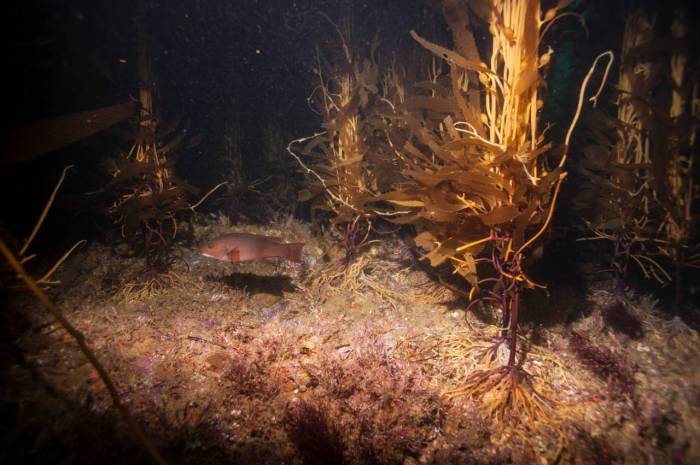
[
  {"xmin": 575, "ymin": 12, "xmax": 664, "ymax": 286},
  {"xmin": 654, "ymin": 11, "xmax": 699, "ymax": 311},
  {"xmin": 374, "ymin": 0, "xmax": 583, "ymax": 284},
  {"xmin": 293, "ymin": 4, "xmax": 612, "ymax": 429},
  {"xmin": 1, "ymin": 166, "xmax": 86, "ymax": 288},
  {"xmin": 104, "ymin": 13, "xmax": 220, "ymax": 264},
  {"xmin": 575, "ymin": 10, "xmax": 698, "ymax": 310},
  {"xmin": 105, "ymin": 111, "xmax": 201, "ymax": 258},
  {"xmin": 359, "ymin": 0, "xmax": 613, "ymax": 430},
  {"xmin": 287, "ymin": 11, "xmax": 412, "ymax": 261},
  {"xmin": 288, "ymin": 48, "xmax": 378, "ymax": 223},
  {"xmin": 2, "ymin": 101, "xmax": 140, "ymax": 165}
]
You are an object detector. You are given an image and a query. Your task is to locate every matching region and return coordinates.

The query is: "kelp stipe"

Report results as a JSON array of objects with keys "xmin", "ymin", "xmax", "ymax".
[
  {"xmin": 575, "ymin": 9, "xmax": 699, "ymax": 315},
  {"xmin": 367, "ymin": 0, "xmax": 613, "ymax": 433}
]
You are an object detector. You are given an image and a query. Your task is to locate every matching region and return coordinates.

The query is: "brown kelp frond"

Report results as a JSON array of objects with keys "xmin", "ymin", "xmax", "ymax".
[
  {"xmin": 288, "ymin": 19, "xmax": 416, "ymax": 299},
  {"xmin": 368, "ymin": 1, "xmax": 611, "ymax": 300},
  {"xmin": 2, "ymin": 100, "xmax": 140, "ymax": 165},
  {"xmin": 295, "ymin": 0, "xmax": 613, "ymax": 444},
  {"xmin": 2, "ymin": 165, "xmax": 86, "ymax": 288},
  {"xmin": 106, "ymin": 113, "xmax": 201, "ymax": 257},
  {"xmin": 19, "ymin": 165, "xmax": 73, "ymax": 258},
  {"xmin": 652, "ymin": 11, "xmax": 699, "ymax": 311},
  {"xmin": 35, "ymin": 239, "xmax": 87, "ymax": 286},
  {"xmin": 104, "ymin": 17, "xmax": 222, "ymax": 265},
  {"xmin": 574, "ymin": 12, "xmax": 666, "ymax": 285}
]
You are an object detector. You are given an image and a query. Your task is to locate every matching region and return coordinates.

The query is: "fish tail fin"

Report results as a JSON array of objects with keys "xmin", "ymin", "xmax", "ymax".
[{"xmin": 285, "ymin": 243, "xmax": 304, "ymax": 262}]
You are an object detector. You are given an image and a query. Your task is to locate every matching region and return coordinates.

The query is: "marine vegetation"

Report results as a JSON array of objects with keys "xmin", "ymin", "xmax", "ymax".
[
  {"xmin": 287, "ymin": 10, "xmax": 410, "ymax": 251},
  {"xmin": 1, "ymin": 100, "xmax": 139, "ymax": 166},
  {"xmin": 0, "ymin": 166, "xmax": 85, "ymax": 289},
  {"xmin": 103, "ymin": 108, "xmax": 201, "ymax": 261},
  {"xmin": 360, "ymin": 0, "xmax": 614, "ymax": 429},
  {"xmin": 287, "ymin": 10, "xmax": 414, "ymax": 298},
  {"xmin": 102, "ymin": 12, "xmax": 221, "ymax": 271},
  {"xmin": 575, "ymin": 9, "xmax": 699, "ymax": 312},
  {"xmin": 291, "ymin": 0, "xmax": 617, "ymax": 432},
  {"xmin": 6, "ymin": 1, "xmax": 700, "ymax": 464},
  {"xmin": 0, "ymin": 233, "xmax": 170, "ymax": 465}
]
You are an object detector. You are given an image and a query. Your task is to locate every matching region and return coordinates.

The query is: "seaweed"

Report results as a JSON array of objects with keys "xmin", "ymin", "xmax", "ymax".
[
  {"xmin": 568, "ymin": 331, "xmax": 635, "ymax": 399},
  {"xmin": 287, "ymin": 11, "xmax": 412, "ymax": 257},
  {"xmin": 575, "ymin": 9, "xmax": 699, "ymax": 313},
  {"xmin": 361, "ymin": 0, "xmax": 614, "ymax": 426},
  {"xmin": 104, "ymin": 112, "xmax": 200, "ymax": 263},
  {"xmin": 1, "ymin": 166, "xmax": 85, "ymax": 288},
  {"xmin": 574, "ymin": 12, "xmax": 671, "ymax": 290},
  {"xmin": 603, "ymin": 300, "xmax": 644, "ymax": 339},
  {"xmin": 284, "ymin": 399, "xmax": 346, "ymax": 465},
  {"xmin": 290, "ymin": 0, "xmax": 616, "ymax": 430},
  {"xmin": 103, "ymin": 12, "xmax": 221, "ymax": 269}
]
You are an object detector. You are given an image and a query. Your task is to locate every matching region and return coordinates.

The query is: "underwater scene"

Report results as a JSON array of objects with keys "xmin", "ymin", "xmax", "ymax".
[{"xmin": 2, "ymin": 1, "xmax": 699, "ymax": 464}]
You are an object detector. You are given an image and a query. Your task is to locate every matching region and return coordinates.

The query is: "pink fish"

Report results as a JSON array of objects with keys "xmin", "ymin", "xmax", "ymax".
[{"xmin": 200, "ymin": 233, "xmax": 304, "ymax": 263}]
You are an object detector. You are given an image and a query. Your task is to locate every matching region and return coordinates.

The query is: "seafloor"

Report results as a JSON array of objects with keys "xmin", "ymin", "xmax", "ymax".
[{"xmin": 2, "ymin": 216, "xmax": 699, "ymax": 465}]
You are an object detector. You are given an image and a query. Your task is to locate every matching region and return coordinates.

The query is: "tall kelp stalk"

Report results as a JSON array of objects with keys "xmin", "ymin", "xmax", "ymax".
[
  {"xmin": 577, "ymin": 10, "xmax": 698, "ymax": 314},
  {"xmin": 1, "ymin": 101, "xmax": 139, "ymax": 166},
  {"xmin": 215, "ymin": 112, "xmax": 296, "ymax": 224},
  {"xmin": 105, "ymin": 7, "xmax": 220, "ymax": 270},
  {"xmin": 370, "ymin": 0, "xmax": 612, "ymax": 424},
  {"xmin": 575, "ymin": 12, "xmax": 670, "ymax": 291},
  {"xmin": 214, "ymin": 114, "xmax": 251, "ymax": 223},
  {"xmin": 288, "ymin": 11, "xmax": 408, "ymax": 264},
  {"xmin": 107, "ymin": 50, "xmax": 192, "ymax": 265},
  {"xmin": 653, "ymin": 11, "xmax": 699, "ymax": 314}
]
